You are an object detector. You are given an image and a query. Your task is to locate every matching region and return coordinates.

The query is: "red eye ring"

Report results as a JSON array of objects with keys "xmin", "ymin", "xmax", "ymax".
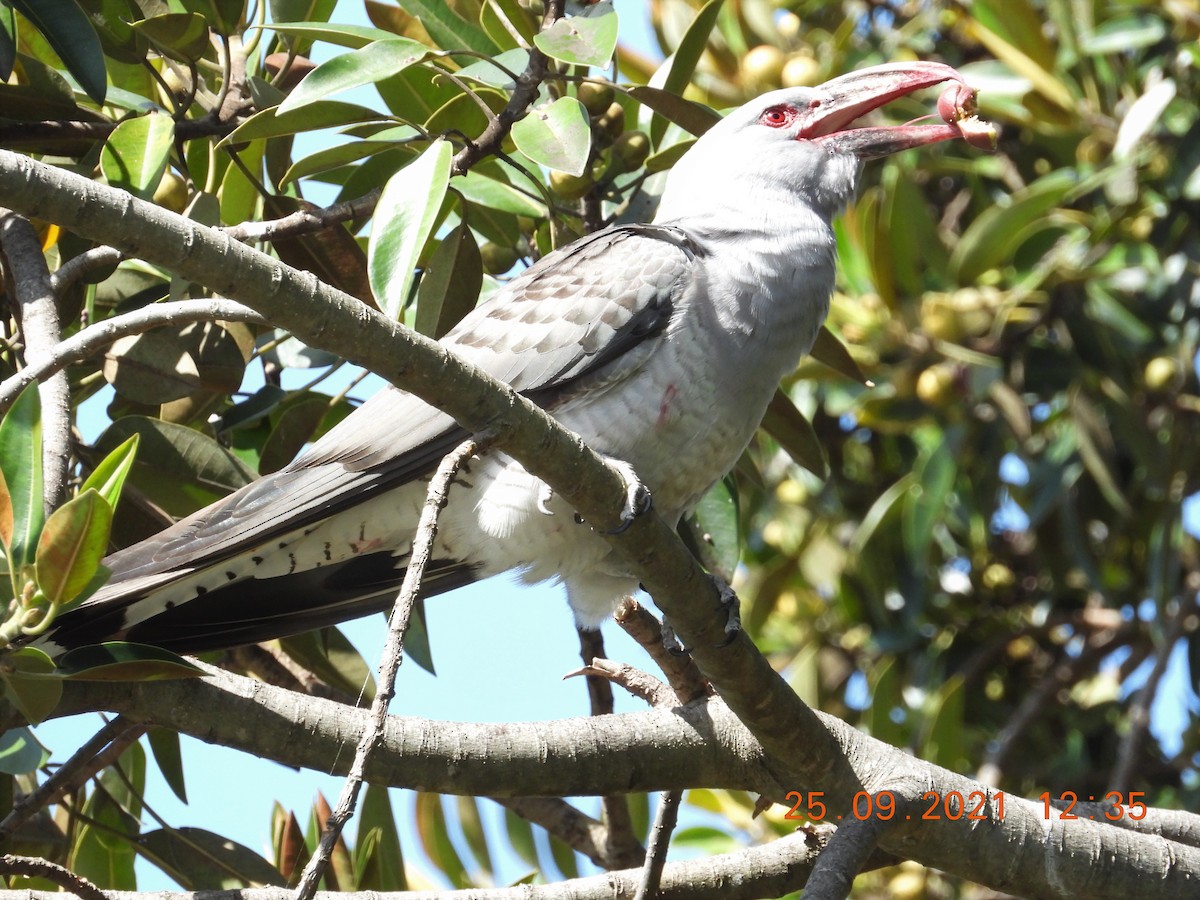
[{"xmin": 759, "ymin": 105, "xmax": 795, "ymax": 128}]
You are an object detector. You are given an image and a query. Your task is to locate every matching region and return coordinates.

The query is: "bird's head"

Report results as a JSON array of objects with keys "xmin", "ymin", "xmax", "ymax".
[{"xmin": 656, "ymin": 61, "xmax": 990, "ymax": 225}]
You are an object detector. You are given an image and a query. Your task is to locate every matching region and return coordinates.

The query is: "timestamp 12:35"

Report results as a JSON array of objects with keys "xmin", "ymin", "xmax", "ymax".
[{"xmin": 782, "ymin": 790, "xmax": 1149, "ymax": 822}]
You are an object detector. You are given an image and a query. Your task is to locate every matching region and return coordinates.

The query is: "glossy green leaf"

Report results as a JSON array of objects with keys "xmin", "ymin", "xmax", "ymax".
[
  {"xmin": 0, "ymin": 3, "xmax": 17, "ymax": 80},
  {"xmin": 415, "ymin": 793, "xmax": 469, "ymax": 888},
  {"xmin": 355, "ymin": 784, "xmax": 406, "ymax": 890},
  {"xmin": 93, "ymin": 416, "xmax": 255, "ymax": 517},
  {"xmin": 277, "ymin": 626, "xmax": 377, "ymax": 702},
  {"xmin": 456, "ymin": 796, "xmax": 493, "ymax": 878},
  {"xmin": 261, "ymin": 20, "xmax": 395, "ymax": 49},
  {"xmin": 277, "ymin": 38, "xmax": 430, "ymax": 114},
  {"xmin": 9, "ymin": 0, "xmax": 107, "ymax": 104},
  {"xmin": 761, "ymin": 389, "xmax": 828, "ymax": 479},
  {"xmin": 80, "ymin": 434, "xmax": 140, "ymax": 513},
  {"xmin": 510, "ymin": 96, "xmax": 590, "ymax": 176},
  {"xmin": 503, "ymin": 806, "xmax": 537, "ymax": 868},
  {"xmin": 950, "ymin": 170, "xmax": 1077, "ymax": 282},
  {"xmin": 394, "ymin": 0, "xmax": 497, "ymax": 54},
  {"xmin": 809, "ymin": 326, "xmax": 870, "ymax": 386},
  {"xmin": 130, "ymin": 13, "xmax": 210, "ymax": 63},
  {"xmin": 1080, "ymin": 13, "xmax": 1167, "ymax": 55},
  {"xmin": 627, "ymin": 86, "xmax": 721, "ymax": 137},
  {"xmin": 0, "ymin": 725, "xmax": 48, "ymax": 775},
  {"xmin": 259, "ymin": 394, "xmax": 331, "ymax": 474},
  {"xmin": 415, "ymin": 222, "xmax": 482, "ymax": 339},
  {"xmin": 138, "ymin": 826, "xmax": 286, "ymax": 889},
  {"xmin": 0, "ymin": 647, "xmax": 62, "ymax": 724},
  {"xmin": 224, "ymin": 100, "xmax": 384, "ymax": 144},
  {"xmin": 680, "ymin": 475, "xmax": 740, "ymax": 579},
  {"xmin": 902, "ymin": 439, "xmax": 957, "ymax": 563},
  {"xmin": 180, "ymin": 0, "xmax": 244, "ymax": 36},
  {"xmin": 368, "ymin": 138, "xmax": 453, "ymax": 319},
  {"xmin": 480, "ymin": 0, "xmax": 535, "ymax": 52},
  {"xmin": 102, "ymin": 330, "xmax": 201, "ymax": 404},
  {"xmin": 646, "ymin": 0, "xmax": 722, "ymax": 143},
  {"xmin": 533, "ymin": 8, "xmax": 618, "ymax": 68},
  {"xmin": 147, "ymin": 727, "xmax": 187, "ymax": 804},
  {"xmin": 921, "ymin": 675, "xmax": 967, "ymax": 770},
  {"xmin": 457, "ymin": 168, "xmax": 547, "ymax": 218},
  {"xmin": 0, "ymin": 383, "xmax": 44, "ymax": 573},
  {"xmin": 35, "ymin": 489, "xmax": 112, "ymax": 608},
  {"xmin": 56, "ymin": 642, "xmax": 207, "ymax": 680},
  {"xmin": 404, "ymin": 599, "xmax": 435, "ymax": 675}
]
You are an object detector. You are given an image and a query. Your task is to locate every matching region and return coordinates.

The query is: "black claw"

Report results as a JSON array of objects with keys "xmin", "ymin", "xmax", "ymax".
[
  {"xmin": 604, "ymin": 486, "xmax": 653, "ymax": 535},
  {"xmin": 713, "ymin": 576, "xmax": 742, "ymax": 647}
]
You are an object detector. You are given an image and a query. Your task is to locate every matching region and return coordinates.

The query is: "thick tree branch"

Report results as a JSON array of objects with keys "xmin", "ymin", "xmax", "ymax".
[
  {"xmin": 0, "ymin": 209, "xmax": 71, "ymax": 509},
  {"xmin": 3, "ymin": 828, "xmax": 825, "ymax": 900}
]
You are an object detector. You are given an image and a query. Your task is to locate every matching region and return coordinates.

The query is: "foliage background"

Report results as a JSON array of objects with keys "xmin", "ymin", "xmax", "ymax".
[{"xmin": 0, "ymin": 0, "xmax": 1197, "ymax": 895}]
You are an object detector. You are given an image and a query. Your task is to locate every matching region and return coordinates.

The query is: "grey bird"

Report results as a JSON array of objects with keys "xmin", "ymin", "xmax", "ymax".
[{"xmin": 34, "ymin": 62, "xmax": 981, "ymax": 656}]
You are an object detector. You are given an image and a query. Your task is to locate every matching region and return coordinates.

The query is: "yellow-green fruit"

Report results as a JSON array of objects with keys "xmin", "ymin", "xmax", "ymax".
[
  {"xmin": 916, "ymin": 362, "xmax": 959, "ymax": 406},
  {"xmin": 741, "ymin": 44, "xmax": 786, "ymax": 90},
  {"xmin": 479, "ymin": 242, "xmax": 520, "ymax": 275},
  {"xmin": 594, "ymin": 100, "xmax": 626, "ymax": 143},
  {"xmin": 153, "ymin": 172, "xmax": 189, "ymax": 212},
  {"xmin": 781, "ymin": 53, "xmax": 820, "ymax": 88},
  {"xmin": 777, "ymin": 12, "xmax": 802, "ymax": 42},
  {"xmin": 1143, "ymin": 356, "xmax": 1180, "ymax": 392},
  {"xmin": 613, "ymin": 130, "xmax": 650, "ymax": 170},
  {"xmin": 578, "ymin": 81, "xmax": 615, "ymax": 116},
  {"xmin": 549, "ymin": 169, "xmax": 593, "ymax": 200}
]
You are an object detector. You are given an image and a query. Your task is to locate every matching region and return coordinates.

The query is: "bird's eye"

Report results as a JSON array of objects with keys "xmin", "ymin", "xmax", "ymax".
[{"xmin": 759, "ymin": 106, "xmax": 795, "ymax": 128}]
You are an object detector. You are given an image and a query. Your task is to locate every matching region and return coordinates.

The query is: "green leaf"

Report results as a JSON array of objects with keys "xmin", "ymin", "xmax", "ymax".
[
  {"xmin": 950, "ymin": 169, "xmax": 1077, "ymax": 282},
  {"xmin": 224, "ymin": 100, "xmax": 384, "ymax": 144},
  {"xmin": 260, "ymin": 20, "xmax": 396, "ymax": 49},
  {"xmin": 35, "ymin": 489, "xmax": 113, "ymax": 608},
  {"xmin": 510, "ymin": 96, "xmax": 590, "ymax": 176},
  {"xmin": 405, "ymin": 599, "xmax": 435, "ymax": 675},
  {"xmin": 457, "ymin": 168, "xmax": 547, "ymax": 218},
  {"xmin": 355, "ymin": 784, "xmax": 406, "ymax": 890},
  {"xmin": 80, "ymin": 434, "xmax": 140, "ymax": 513},
  {"xmin": 394, "ymin": 0, "xmax": 497, "ymax": 54},
  {"xmin": 503, "ymin": 806, "xmax": 537, "ymax": 868},
  {"xmin": 180, "ymin": 0, "xmax": 244, "ymax": 36},
  {"xmin": 100, "ymin": 112, "xmax": 175, "ymax": 201},
  {"xmin": 130, "ymin": 13, "xmax": 210, "ymax": 63},
  {"xmin": 680, "ymin": 476, "xmax": 740, "ymax": 579},
  {"xmin": 147, "ymin": 727, "xmax": 187, "ymax": 804},
  {"xmin": 0, "ymin": 647, "xmax": 62, "ymax": 725},
  {"xmin": 533, "ymin": 8, "xmax": 618, "ymax": 68},
  {"xmin": 92, "ymin": 416, "xmax": 255, "ymax": 518},
  {"xmin": 0, "ymin": 3, "xmax": 16, "ymax": 80},
  {"xmin": 415, "ymin": 793, "xmax": 469, "ymax": 888},
  {"xmin": 902, "ymin": 440, "xmax": 957, "ymax": 563},
  {"xmin": 56, "ymin": 642, "xmax": 207, "ymax": 681},
  {"xmin": 809, "ymin": 326, "xmax": 870, "ymax": 386},
  {"xmin": 277, "ymin": 38, "xmax": 430, "ymax": 114},
  {"xmin": 138, "ymin": 827, "xmax": 287, "ymax": 889},
  {"xmin": 761, "ymin": 389, "xmax": 828, "ymax": 479},
  {"xmin": 277, "ymin": 627, "xmax": 377, "ymax": 702},
  {"xmin": 9, "ymin": 0, "xmax": 107, "ymax": 104},
  {"xmin": 1080, "ymin": 13, "xmax": 1167, "ymax": 56},
  {"xmin": 415, "ymin": 222, "xmax": 482, "ymax": 339},
  {"xmin": 102, "ymin": 329, "xmax": 201, "ymax": 405},
  {"xmin": 368, "ymin": 138, "xmax": 453, "ymax": 319},
  {"xmin": 646, "ymin": 0, "xmax": 723, "ymax": 143},
  {"xmin": 0, "ymin": 725, "xmax": 48, "ymax": 775},
  {"xmin": 0, "ymin": 383, "xmax": 44, "ymax": 573},
  {"xmin": 259, "ymin": 394, "xmax": 331, "ymax": 474},
  {"xmin": 480, "ymin": 0, "xmax": 535, "ymax": 52},
  {"xmin": 627, "ymin": 86, "xmax": 721, "ymax": 137}
]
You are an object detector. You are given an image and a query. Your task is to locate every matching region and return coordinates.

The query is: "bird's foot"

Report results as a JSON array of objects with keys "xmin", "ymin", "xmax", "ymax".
[
  {"xmin": 603, "ymin": 458, "xmax": 652, "ymax": 535},
  {"xmin": 712, "ymin": 573, "xmax": 741, "ymax": 647},
  {"xmin": 661, "ymin": 618, "xmax": 692, "ymax": 656}
]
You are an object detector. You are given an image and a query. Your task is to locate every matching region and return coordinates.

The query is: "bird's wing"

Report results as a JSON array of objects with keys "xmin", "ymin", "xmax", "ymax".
[{"xmin": 95, "ymin": 223, "xmax": 699, "ymax": 592}]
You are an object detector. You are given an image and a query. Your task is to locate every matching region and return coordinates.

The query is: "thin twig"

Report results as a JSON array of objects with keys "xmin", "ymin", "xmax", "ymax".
[
  {"xmin": 450, "ymin": 0, "xmax": 565, "ymax": 177},
  {"xmin": 0, "ymin": 854, "xmax": 108, "ymax": 900},
  {"xmin": 1110, "ymin": 600, "xmax": 1193, "ymax": 793},
  {"xmin": 632, "ymin": 790, "xmax": 681, "ymax": 900},
  {"xmin": 0, "ymin": 298, "xmax": 265, "ymax": 411},
  {"xmin": 290, "ymin": 434, "xmax": 488, "ymax": 900},
  {"xmin": 0, "ymin": 715, "xmax": 143, "ymax": 842},
  {"xmin": 614, "ymin": 598, "xmax": 710, "ymax": 705},
  {"xmin": 0, "ymin": 208, "xmax": 71, "ymax": 509}
]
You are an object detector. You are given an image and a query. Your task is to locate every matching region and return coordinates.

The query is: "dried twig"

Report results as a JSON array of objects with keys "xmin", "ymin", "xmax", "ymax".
[{"xmin": 0, "ymin": 854, "xmax": 108, "ymax": 900}]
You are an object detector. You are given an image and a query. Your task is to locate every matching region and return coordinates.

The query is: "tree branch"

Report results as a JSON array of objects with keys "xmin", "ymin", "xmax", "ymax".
[
  {"xmin": 0, "ymin": 209, "xmax": 71, "ymax": 509},
  {"xmin": 0, "ymin": 298, "xmax": 266, "ymax": 410}
]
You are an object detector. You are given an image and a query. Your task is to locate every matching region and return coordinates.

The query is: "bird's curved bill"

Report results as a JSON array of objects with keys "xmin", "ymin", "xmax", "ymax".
[{"xmin": 807, "ymin": 61, "xmax": 997, "ymax": 159}]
